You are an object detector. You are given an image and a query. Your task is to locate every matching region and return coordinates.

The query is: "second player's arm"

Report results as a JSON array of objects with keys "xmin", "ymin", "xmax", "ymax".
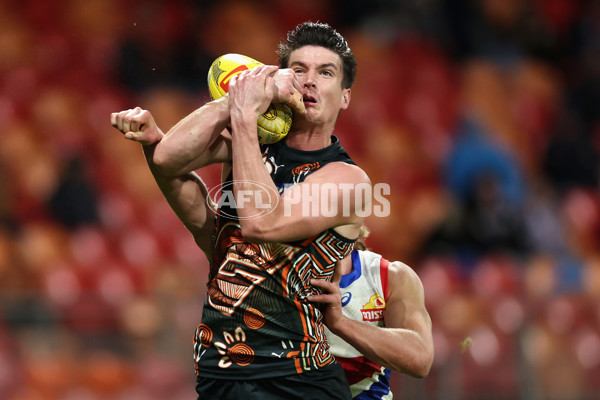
[
  {"xmin": 111, "ymin": 108, "xmax": 217, "ymax": 258},
  {"xmin": 310, "ymin": 261, "xmax": 434, "ymax": 378},
  {"xmin": 152, "ymin": 95, "xmax": 233, "ymax": 176},
  {"xmin": 145, "ymin": 144, "xmax": 217, "ymax": 258},
  {"xmin": 153, "ymin": 68, "xmax": 305, "ymax": 177}
]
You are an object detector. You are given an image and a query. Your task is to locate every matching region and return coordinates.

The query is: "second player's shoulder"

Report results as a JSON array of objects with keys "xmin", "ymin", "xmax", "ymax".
[
  {"xmin": 387, "ymin": 260, "xmax": 425, "ymax": 299},
  {"xmin": 387, "ymin": 260, "xmax": 414, "ymax": 277},
  {"xmin": 356, "ymin": 249, "xmax": 383, "ymax": 265}
]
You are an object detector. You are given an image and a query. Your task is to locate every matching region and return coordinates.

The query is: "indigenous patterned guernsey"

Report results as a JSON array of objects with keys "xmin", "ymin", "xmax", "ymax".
[
  {"xmin": 325, "ymin": 250, "xmax": 392, "ymax": 400},
  {"xmin": 194, "ymin": 136, "xmax": 357, "ymax": 379}
]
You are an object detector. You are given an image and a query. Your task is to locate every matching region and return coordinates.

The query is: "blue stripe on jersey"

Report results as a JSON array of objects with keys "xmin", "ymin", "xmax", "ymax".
[
  {"xmin": 353, "ymin": 368, "xmax": 392, "ymax": 400},
  {"xmin": 340, "ymin": 250, "xmax": 363, "ymax": 288}
]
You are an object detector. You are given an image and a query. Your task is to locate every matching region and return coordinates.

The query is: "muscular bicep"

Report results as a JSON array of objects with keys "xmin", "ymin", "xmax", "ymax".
[
  {"xmin": 243, "ymin": 162, "xmax": 370, "ymax": 242},
  {"xmin": 179, "ymin": 129, "xmax": 232, "ymax": 172},
  {"xmin": 155, "ymin": 117, "xmax": 232, "ymax": 176},
  {"xmin": 384, "ymin": 262, "xmax": 433, "ymax": 339},
  {"xmin": 160, "ymin": 172, "xmax": 217, "ymax": 259}
]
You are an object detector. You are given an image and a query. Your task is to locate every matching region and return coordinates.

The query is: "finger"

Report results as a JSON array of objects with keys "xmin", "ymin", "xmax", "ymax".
[
  {"xmin": 306, "ymin": 294, "xmax": 335, "ymax": 304},
  {"xmin": 119, "ymin": 108, "xmax": 137, "ymax": 133},
  {"xmin": 249, "ymin": 65, "xmax": 271, "ymax": 76},
  {"xmin": 310, "ymin": 278, "xmax": 325, "ymax": 287},
  {"xmin": 265, "ymin": 75, "xmax": 274, "ymax": 96},
  {"xmin": 310, "ymin": 278, "xmax": 335, "ymax": 293},
  {"xmin": 122, "ymin": 116, "xmax": 131, "ymax": 133},
  {"xmin": 110, "ymin": 112, "xmax": 118, "ymax": 128},
  {"xmin": 263, "ymin": 65, "xmax": 279, "ymax": 77},
  {"xmin": 130, "ymin": 108, "xmax": 145, "ymax": 132},
  {"xmin": 112, "ymin": 110, "xmax": 126, "ymax": 130},
  {"xmin": 125, "ymin": 132, "xmax": 145, "ymax": 142},
  {"xmin": 132, "ymin": 107, "xmax": 146, "ymax": 120},
  {"xmin": 247, "ymin": 65, "xmax": 262, "ymax": 76},
  {"xmin": 292, "ymin": 76, "xmax": 303, "ymax": 93},
  {"xmin": 130, "ymin": 118, "xmax": 139, "ymax": 133},
  {"xmin": 290, "ymin": 92, "xmax": 305, "ymax": 115},
  {"xmin": 238, "ymin": 68, "xmax": 257, "ymax": 81},
  {"xmin": 279, "ymin": 69, "xmax": 303, "ymax": 93},
  {"xmin": 131, "ymin": 108, "xmax": 147, "ymax": 132},
  {"xmin": 124, "ymin": 107, "xmax": 141, "ymax": 133},
  {"xmin": 251, "ymin": 65, "xmax": 277, "ymax": 78},
  {"xmin": 229, "ymin": 74, "xmax": 238, "ymax": 89},
  {"xmin": 118, "ymin": 111, "xmax": 130, "ymax": 132}
]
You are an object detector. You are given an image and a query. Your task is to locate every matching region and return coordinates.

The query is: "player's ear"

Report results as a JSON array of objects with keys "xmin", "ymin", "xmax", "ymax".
[{"xmin": 340, "ymin": 88, "xmax": 351, "ymax": 110}]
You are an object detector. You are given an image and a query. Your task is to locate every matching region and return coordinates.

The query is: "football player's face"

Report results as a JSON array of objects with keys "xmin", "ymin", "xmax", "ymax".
[{"xmin": 288, "ymin": 46, "xmax": 350, "ymax": 128}]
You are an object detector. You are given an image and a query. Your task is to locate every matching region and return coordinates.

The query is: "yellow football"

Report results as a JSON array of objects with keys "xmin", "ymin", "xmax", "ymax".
[{"xmin": 207, "ymin": 53, "xmax": 292, "ymax": 144}]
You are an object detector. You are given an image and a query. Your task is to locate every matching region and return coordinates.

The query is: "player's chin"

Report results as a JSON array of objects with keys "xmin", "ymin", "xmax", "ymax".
[{"xmin": 295, "ymin": 110, "xmax": 319, "ymax": 125}]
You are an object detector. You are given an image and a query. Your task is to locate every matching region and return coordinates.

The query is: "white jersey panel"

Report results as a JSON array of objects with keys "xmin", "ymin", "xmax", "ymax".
[{"xmin": 325, "ymin": 250, "xmax": 393, "ymax": 399}]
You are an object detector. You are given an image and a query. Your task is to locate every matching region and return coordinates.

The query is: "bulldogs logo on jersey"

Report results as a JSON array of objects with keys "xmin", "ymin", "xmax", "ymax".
[{"xmin": 360, "ymin": 293, "xmax": 385, "ymax": 322}]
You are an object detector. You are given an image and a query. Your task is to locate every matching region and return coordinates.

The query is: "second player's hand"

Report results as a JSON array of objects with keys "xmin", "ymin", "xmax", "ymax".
[
  {"xmin": 273, "ymin": 68, "xmax": 306, "ymax": 115},
  {"xmin": 228, "ymin": 65, "xmax": 278, "ymax": 122},
  {"xmin": 110, "ymin": 107, "xmax": 163, "ymax": 146},
  {"xmin": 308, "ymin": 267, "xmax": 345, "ymax": 332}
]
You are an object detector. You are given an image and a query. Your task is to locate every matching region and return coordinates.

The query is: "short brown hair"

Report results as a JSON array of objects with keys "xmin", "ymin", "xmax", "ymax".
[{"xmin": 277, "ymin": 21, "xmax": 357, "ymax": 89}]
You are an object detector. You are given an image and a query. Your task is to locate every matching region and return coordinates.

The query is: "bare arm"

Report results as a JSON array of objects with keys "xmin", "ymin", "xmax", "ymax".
[
  {"xmin": 309, "ymin": 261, "xmax": 434, "ymax": 378},
  {"xmin": 110, "ymin": 107, "xmax": 216, "ymax": 258},
  {"xmin": 152, "ymin": 96, "xmax": 233, "ymax": 177},
  {"xmin": 152, "ymin": 68, "xmax": 305, "ymax": 178},
  {"xmin": 227, "ymin": 65, "xmax": 368, "ymax": 242}
]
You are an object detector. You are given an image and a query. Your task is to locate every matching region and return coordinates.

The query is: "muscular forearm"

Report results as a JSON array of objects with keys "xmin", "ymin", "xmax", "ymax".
[
  {"xmin": 154, "ymin": 95, "xmax": 231, "ymax": 176},
  {"xmin": 230, "ymin": 115, "xmax": 282, "ymax": 240},
  {"xmin": 331, "ymin": 317, "xmax": 433, "ymax": 378}
]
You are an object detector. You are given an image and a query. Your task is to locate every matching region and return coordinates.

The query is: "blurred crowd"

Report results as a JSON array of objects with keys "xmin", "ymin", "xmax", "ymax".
[{"xmin": 0, "ymin": 0, "xmax": 599, "ymax": 399}]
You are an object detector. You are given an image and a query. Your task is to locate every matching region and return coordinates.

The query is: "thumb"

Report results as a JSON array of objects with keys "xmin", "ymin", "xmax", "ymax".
[
  {"xmin": 288, "ymin": 92, "xmax": 305, "ymax": 115},
  {"xmin": 124, "ymin": 131, "xmax": 141, "ymax": 141}
]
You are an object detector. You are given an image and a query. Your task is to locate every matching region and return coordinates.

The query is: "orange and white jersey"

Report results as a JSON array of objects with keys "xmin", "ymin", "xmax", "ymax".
[{"xmin": 325, "ymin": 250, "xmax": 393, "ymax": 399}]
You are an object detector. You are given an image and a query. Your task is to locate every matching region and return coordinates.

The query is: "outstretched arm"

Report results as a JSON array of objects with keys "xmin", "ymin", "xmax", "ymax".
[
  {"xmin": 152, "ymin": 96, "xmax": 233, "ymax": 177},
  {"xmin": 152, "ymin": 68, "xmax": 305, "ymax": 178},
  {"xmin": 309, "ymin": 260, "xmax": 434, "ymax": 378},
  {"xmin": 110, "ymin": 107, "xmax": 217, "ymax": 258}
]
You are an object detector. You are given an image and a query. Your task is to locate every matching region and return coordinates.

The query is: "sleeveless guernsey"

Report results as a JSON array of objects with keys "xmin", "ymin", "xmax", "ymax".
[{"xmin": 194, "ymin": 136, "xmax": 357, "ymax": 379}]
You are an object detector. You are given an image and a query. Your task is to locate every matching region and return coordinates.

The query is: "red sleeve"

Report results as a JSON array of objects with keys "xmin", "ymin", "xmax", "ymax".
[{"xmin": 380, "ymin": 256, "xmax": 389, "ymax": 302}]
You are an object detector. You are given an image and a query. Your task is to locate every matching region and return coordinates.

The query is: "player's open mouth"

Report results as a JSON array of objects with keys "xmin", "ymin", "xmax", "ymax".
[{"xmin": 303, "ymin": 95, "xmax": 317, "ymax": 106}]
